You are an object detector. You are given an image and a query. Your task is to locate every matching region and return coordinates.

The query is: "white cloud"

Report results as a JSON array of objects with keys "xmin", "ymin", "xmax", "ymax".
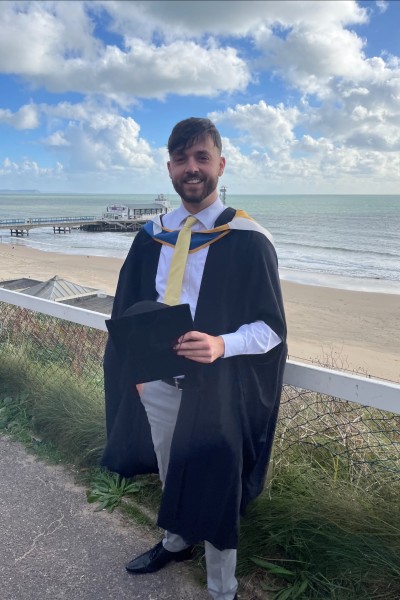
[
  {"xmin": 44, "ymin": 131, "xmax": 70, "ymax": 147},
  {"xmin": 0, "ymin": 1, "xmax": 368, "ymax": 102},
  {"xmin": 61, "ymin": 39, "xmax": 249, "ymax": 99},
  {"xmin": 4, "ymin": 92, "xmax": 398, "ymax": 193},
  {"xmin": 221, "ymin": 140, "xmax": 400, "ymax": 194},
  {"xmin": 0, "ymin": 1, "xmax": 99, "ymax": 75},
  {"xmin": 94, "ymin": 0, "xmax": 265, "ymax": 38},
  {"xmin": 342, "ymin": 87, "xmax": 370, "ymax": 98},
  {"xmin": 376, "ymin": 1, "xmax": 389, "ymax": 14},
  {"xmin": 1, "ymin": 156, "xmax": 63, "ymax": 177},
  {"xmin": 306, "ymin": 71, "xmax": 400, "ymax": 151},
  {"xmin": 0, "ymin": 2, "xmax": 250, "ymax": 100},
  {"xmin": 0, "ymin": 1, "xmax": 399, "ymax": 193},
  {"xmin": 221, "ymin": 137, "xmax": 255, "ymax": 172},
  {"xmin": 210, "ymin": 101, "xmax": 300, "ymax": 156},
  {"xmin": 96, "ymin": 0, "xmax": 367, "ymax": 38},
  {"xmin": 0, "ymin": 104, "xmax": 39, "ymax": 129},
  {"xmin": 254, "ymin": 23, "xmax": 371, "ymax": 97},
  {"xmin": 206, "ymin": 100, "xmax": 400, "ymax": 193},
  {"xmin": 1, "ymin": 99, "xmax": 162, "ymax": 187},
  {"xmin": 40, "ymin": 103, "xmax": 156, "ymax": 173},
  {"xmin": 298, "ymin": 135, "xmax": 334, "ymax": 154},
  {"xmin": 42, "ymin": 101, "xmax": 100, "ymax": 122},
  {"xmin": 0, "ymin": 1, "xmax": 389, "ymax": 106}
]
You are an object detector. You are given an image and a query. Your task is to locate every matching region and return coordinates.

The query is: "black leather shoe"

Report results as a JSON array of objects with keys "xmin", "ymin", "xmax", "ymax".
[{"xmin": 126, "ymin": 541, "xmax": 194, "ymax": 574}]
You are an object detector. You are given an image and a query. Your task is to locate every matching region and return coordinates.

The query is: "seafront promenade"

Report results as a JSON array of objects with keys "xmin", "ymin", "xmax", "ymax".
[{"xmin": 0, "ymin": 435, "xmax": 209, "ymax": 600}]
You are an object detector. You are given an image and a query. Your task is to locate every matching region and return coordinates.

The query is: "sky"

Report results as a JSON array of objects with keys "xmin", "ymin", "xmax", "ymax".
[{"xmin": 0, "ymin": 0, "xmax": 399, "ymax": 195}]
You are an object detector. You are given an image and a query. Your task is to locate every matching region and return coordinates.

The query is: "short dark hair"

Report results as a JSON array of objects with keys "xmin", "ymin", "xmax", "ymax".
[{"xmin": 168, "ymin": 117, "xmax": 222, "ymax": 155}]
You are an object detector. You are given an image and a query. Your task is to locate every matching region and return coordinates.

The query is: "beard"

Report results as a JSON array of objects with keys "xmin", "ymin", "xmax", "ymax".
[{"xmin": 171, "ymin": 174, "xmax": 218, "ymax": 204}]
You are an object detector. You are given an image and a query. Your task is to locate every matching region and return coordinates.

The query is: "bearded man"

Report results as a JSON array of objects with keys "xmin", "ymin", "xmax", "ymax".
[{"xmin": 101, "ymin": 117, "xmax": 287, "ymax": 600}]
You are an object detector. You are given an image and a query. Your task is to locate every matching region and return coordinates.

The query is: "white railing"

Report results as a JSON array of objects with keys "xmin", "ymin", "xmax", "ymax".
[
  {"xmin": 1, "ymin": 288, "xmax": 399, "ymax": 415},
  {"xmin": 0, "ymin": 287, "xmax": 107, "ymax": 330}
]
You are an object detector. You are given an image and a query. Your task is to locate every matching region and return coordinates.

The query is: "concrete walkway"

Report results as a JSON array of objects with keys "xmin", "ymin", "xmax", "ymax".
[{"xmin": 0, "ymin": 436, "xmax": 210, "ymax": 600}]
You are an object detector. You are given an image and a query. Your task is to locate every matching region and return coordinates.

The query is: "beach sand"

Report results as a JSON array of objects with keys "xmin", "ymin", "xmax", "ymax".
[
  {"xmin": 1, "ymin": 242, "xmax": 399, "ymax": 382},
  {"xmin": 281, "ymin": 281, "xmax": 399, "ymax": 383}
]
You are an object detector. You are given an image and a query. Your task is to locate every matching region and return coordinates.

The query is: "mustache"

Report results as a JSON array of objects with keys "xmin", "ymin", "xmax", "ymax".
[{"xmin": 183, "ymin": 174, "xmax": 205, "ymax": 183}]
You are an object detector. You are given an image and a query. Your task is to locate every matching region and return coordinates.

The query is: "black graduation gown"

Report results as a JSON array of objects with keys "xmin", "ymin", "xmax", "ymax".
[{"xmin": 101, "ymin": 208, "xmax": 287, "ymax": 550}]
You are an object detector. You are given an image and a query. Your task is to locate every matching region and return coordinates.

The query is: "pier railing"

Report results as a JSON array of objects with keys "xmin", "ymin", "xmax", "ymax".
[
  {"xmin": 0, "ymin": 216, "xmax": 101, "ymax": 236},
  {"xmin": 0, "ymin": 214, "xmax": 158, "ymax": 235},
  {"xmin": 0, "ymin": 287, "xmax": 399, "ymax": 480},
  {"xmin": 0, "ymin": 215, "xmax": 98, "ymax": 226}
]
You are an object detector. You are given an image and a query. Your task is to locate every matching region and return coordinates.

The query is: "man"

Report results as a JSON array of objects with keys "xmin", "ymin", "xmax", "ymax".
[{"xmin": 101, "ymin": 117, "xmax": 287, "ymax": 600}]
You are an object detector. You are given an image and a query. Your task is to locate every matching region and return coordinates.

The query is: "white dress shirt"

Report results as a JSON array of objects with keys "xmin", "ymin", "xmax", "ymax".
[{"xmin": 155, "ymin": 198, "xmax": 281, "ymax": 358}]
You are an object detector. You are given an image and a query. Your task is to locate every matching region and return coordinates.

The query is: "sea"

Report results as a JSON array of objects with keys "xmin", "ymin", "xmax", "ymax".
[{"xmin": 1, "ymin": 193, "xmax": 399, "ymax": 294}]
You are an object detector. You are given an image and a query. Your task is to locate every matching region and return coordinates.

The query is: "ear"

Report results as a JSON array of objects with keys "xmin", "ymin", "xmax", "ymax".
[
  {"xmin": 218, "ymin": 156, "xmax": 226, "ymax": 177},
  {"xmin": 167, "ymin": 161, "xmax": 172, "ymax": 178}
]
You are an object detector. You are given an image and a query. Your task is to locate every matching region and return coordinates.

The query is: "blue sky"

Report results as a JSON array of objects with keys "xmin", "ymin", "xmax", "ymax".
[{"xmin": 0, "ymin": 0, "xmax": 399, "ymax": 194}]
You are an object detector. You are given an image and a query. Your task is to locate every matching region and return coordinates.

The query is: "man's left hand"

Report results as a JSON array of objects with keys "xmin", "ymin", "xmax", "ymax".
[{"xmin": 174, "ymin": 331, "xmax": 225, "ymax": 363}]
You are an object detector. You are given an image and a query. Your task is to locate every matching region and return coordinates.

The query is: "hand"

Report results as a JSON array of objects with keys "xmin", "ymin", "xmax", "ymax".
[{"xmin": 174, "ymin": 331, "xmax": 225, "ymax": 364}]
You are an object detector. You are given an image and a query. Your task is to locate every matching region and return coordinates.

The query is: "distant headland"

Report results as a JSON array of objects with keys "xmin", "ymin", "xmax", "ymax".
[{"xmin": 0, "ymin": 189, "xmax": 40, "ymax": 193}]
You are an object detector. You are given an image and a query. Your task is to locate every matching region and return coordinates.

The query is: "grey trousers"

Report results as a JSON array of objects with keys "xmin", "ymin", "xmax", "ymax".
[{"xmin": 140, "ymin": 380, "xmax": 238, "ymax": 600}]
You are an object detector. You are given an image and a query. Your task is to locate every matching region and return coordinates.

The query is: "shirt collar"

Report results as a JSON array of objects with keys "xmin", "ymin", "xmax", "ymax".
[{"xmin": 175, "ymin": 197, "xmax": 225, "ymax": 230}]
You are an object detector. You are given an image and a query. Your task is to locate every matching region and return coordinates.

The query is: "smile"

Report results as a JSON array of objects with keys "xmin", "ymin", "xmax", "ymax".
[{"xmin": 184, "ymin": 178, "xmax": 203, "ymax": 184}]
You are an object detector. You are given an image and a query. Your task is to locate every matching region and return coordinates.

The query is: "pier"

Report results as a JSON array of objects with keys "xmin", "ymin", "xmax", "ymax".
[
  {"xmin": 0, "ymin": 196, "xmax": 171, "ymax": 237},
  {"xmin": 0, "ymin": 215, "xmax": 150, "ymax": 236}
]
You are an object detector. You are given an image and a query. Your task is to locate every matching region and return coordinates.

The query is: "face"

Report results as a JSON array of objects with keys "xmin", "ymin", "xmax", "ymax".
[{"xmin": 167, "ymin": 135, "xmax": 225, "ymax": 213}]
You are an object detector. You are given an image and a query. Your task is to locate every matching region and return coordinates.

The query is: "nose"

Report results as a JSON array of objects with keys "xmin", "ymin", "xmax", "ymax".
[{"xmin": 185, "ymin": 156, "xmax": 200, "ymax": 173}]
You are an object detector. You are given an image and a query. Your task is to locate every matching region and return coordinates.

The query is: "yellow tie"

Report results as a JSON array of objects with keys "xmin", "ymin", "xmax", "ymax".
[{"xmin": 164, "ymin": 215, "xmax": 197, "ymax": 305}]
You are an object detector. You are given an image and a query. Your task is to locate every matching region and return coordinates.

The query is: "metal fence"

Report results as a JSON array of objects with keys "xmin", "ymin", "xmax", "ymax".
[
  {"xmin": 0, "ymin": 301, "xmax": 106, "ymax": 392},
  {"xmin": 0, "ymin": 288, "xmax": 399, "ymax": 483}
]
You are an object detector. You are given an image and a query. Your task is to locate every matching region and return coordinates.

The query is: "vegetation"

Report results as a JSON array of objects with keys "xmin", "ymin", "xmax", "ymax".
[
  {"xmin": 0, "ymin": 307, "xmax": 399, "ymax": 599},
  {"xmin": 238, "ymin": 464, "xmax": 400, "ymax": 599},
  {"xmin": 87, "ymin": 471, "xmax": 144, "ymax": 512}
]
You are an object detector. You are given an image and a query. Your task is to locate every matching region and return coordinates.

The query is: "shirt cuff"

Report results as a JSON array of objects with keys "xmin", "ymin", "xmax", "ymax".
[
  {"xmin": 220, "ymin": 321, "xmax": 281, "ymax": 359},
  {"xmin": 220, "ymin": 332, "xmax": 246, "ymax": 358}
]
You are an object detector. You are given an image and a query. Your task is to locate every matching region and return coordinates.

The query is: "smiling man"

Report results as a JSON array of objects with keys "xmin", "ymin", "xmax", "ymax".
[
  {"xmin": 167, "ymin": 120, "xmax": 225, "ymax": 208},
  {"xmin": 101, "ymin": 117, "xmax": 287, "ymax": 600}
]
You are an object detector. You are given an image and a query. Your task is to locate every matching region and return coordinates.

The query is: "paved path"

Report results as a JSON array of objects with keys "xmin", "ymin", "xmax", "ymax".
[{"xmin": 0, "ymin": 436, "xmax": 210, "ymax": 600}]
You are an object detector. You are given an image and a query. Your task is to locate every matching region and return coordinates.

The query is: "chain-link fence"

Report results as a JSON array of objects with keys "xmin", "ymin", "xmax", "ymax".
[
  {"xmin": 275, "ymin": 385, "xmax": 399, "ymax": 485},
  {"xmin": 0, "ymin": 301, "xmax": 106, "ymax": 391},
  {"xmin": 0, "ymin": 301, "xmax": 399, "ymax": 482}
]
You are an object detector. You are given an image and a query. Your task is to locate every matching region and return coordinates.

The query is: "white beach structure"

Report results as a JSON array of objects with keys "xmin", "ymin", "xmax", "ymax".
[
  {"xmin": 102, "ymin": 194, "xmax": 171, "ymax": 221},
  {"xmin": 0, "ymin": 276, "xmax": 113, "ymax": 314}
]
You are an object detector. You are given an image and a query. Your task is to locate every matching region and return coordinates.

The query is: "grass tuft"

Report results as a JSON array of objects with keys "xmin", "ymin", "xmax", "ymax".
[
  {"xmin": 238, "ymin": 462, "xmax": 400, "ymax": 599},
  {"xmin": 87, "ymin": 470, "xmax": 144, "ymax": 512}
]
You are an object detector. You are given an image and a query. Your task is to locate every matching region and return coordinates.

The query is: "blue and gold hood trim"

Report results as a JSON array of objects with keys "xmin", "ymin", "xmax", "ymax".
[{"xmin": 143, "ymin": 210, "xmax": 274, "ymax": 253}]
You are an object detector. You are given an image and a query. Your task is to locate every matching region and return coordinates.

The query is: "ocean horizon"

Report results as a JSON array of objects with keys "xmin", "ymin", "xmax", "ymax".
[{"xmin": 1, "ymin": 193, "xmax": 399, "ymax": 295}]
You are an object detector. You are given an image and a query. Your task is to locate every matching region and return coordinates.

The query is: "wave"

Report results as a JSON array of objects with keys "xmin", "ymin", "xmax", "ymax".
[{"xmin": 276, "ymin": 241, "xmax": 400, "ymax": 259}]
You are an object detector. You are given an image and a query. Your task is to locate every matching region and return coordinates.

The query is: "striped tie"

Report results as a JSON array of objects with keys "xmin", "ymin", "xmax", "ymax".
[{"xmin": 164, "ymin": 215, "xmax": 197, "ymax": 306}]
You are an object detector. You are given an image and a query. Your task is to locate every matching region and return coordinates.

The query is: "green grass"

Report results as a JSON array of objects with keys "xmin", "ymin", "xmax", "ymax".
[
  {"xmin": 0, "ymin": 342, "xmax": 399, "ymax": 600},
  {"xmin": 0, "ymin": 350, "xmax": 106, "ymax": 465},
  {"xmin": 87, "ymin": 470, "xmax": 145, "ymax": 512},
  {"xmin": 0, "ymin": 347, "xmax": 161, "ymax": 526},
  {"xmin": 238, "ymin": 463, "xmax": 400, "ymax": 599},
  {"xmin": 31, "ymin": 364, "xmax": 106, "ymax": 466}
]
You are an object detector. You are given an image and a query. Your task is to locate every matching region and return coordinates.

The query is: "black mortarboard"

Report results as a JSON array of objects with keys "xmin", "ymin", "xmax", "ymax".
[{"xmin": 105, "ymin": 300, "xmax": 194, "ymax": 384}]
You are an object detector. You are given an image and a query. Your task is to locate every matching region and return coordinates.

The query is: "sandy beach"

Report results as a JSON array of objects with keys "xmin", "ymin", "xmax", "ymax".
[{"xmin": 1, "ymin": 242, "xmax": 399, "ymax": 383}]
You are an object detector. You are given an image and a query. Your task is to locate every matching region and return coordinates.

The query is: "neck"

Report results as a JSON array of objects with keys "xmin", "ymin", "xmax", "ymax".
[{"xmin": 181, "ymin": 191, "xmax": 219, "ymax": 214}]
